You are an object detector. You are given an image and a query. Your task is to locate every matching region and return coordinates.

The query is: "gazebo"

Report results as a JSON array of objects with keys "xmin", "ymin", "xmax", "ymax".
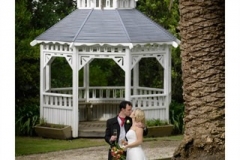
[{"xmin": 31, "ymin": 0, "xmax": 180, "ymax": 138}]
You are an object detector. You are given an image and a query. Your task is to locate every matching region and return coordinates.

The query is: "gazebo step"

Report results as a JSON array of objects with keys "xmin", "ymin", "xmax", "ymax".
[
  {"xmin": 79, "ymin": 121, "xmax": 106, "ymax": 138},
  {"xmin": 79, "ymin": 130, "xmax": 105, "ymax": 138}
]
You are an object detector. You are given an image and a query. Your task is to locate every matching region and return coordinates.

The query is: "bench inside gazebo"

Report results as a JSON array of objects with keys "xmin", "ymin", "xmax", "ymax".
[{"xmin": 31, "ymin": 0, "xmax": 180, "ymax": 138}]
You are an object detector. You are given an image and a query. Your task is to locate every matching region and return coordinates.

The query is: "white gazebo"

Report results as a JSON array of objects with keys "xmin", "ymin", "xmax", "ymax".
[{"xmin": 31, "ymin": 0, "xmax": 180, "ymax": 138}]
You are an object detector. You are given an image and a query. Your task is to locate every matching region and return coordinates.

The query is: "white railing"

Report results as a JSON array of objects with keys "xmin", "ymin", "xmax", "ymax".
[
  {"xmin": 131, "ymin": 94, "xmax": 166, "ymax": 108},
  {"xmin": 50, "ymin": 87, "xmax": 86, "ymax": 100},
  {"xmin": 88, "ymin": 86, "xmax": 125, "ymax": 103},
  {"xmin": 50, "ymin": 86, "xmax": 125, "ymax": 102},
  {"xmin": 44, "ymin": 86, "xmax": 168, "ymax": 121},
  {"xmin": 136, "ymin": 87, "xmax": 164, "ymax": 95},
  {"xmin": 42, "ymin": 92, "xmax": 73, "ymax": 127},
  {"xmin": 43, "ymin": 92, "xmax": 73, "ymax": 108},
  {"xmin": 48, "ymin": 86, "xmax": 166, "ymax": 108},
  {"xmin": 49, "ymin": 86, "xmax": 165, "ymax": 105}
]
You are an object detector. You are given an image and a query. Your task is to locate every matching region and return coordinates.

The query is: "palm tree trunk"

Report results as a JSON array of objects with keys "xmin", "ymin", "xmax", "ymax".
[{"xmin": 172, "ymin": 0, "xmax": 225, "ymax": 159}]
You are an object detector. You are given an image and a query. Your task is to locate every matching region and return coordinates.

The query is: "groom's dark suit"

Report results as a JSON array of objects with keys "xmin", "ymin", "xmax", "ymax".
[{"xmin": 105, "ymin": 116, "xmax": 148, "ymax": 160}]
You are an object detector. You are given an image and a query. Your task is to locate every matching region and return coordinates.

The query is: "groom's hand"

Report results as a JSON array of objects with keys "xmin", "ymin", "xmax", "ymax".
[{"xmin": 110, "ymin": 135, "xmax": 117, "ymax": 142}]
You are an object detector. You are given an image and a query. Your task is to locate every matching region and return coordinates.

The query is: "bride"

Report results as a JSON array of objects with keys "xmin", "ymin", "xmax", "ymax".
[{"xmin": 122, "ymin": 108, "xmax": 147, "ymax": 160}]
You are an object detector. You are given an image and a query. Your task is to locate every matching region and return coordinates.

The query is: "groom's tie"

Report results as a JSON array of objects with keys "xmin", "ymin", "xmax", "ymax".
[{"xmin": 119, "ymin": 117, "xmax": 125, "ymax": 126}]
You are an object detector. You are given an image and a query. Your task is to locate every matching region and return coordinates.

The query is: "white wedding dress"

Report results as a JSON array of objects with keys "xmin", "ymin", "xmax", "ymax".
[{"xmin": 126, "ymin": 129, "xmax": 147, "ymax": 160}]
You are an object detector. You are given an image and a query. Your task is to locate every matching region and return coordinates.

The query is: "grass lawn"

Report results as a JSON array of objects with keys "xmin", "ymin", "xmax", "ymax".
[
  {"xmin": 15, "ymin": 136, "xmax": 106, "ymax": 156},
  {"xmin": 16, "ymin": 135, "xmax": 183, "ymax": 156}
]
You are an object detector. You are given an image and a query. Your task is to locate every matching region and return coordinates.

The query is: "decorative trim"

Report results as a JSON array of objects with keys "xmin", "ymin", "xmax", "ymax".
[
  {"xmin": 43, "ymin": 52, "xmax": 73, "ymax": 68},
  {"xmin": 79, "ymin": 56, "xmax": 93, "ymax": 70},
  {"xmin": 155, "ymin": 54, "xmax": 164, "ymax": 68},
  {"xmin": 112, "ymin": 57, "xmax": 125, "ymax": 70},
  {"xmin": 131, "ymin": 55, "xmax": 141, "ymax": 69},
  {"xmin": 31, "ymin": 40, "xmax": 179, "ymax": 48},
  {"xmin": 65, "ymin": 55, "xmax": 73, "ymax": 69},
  {"xmin": 44, "ymin": 54, "xmax": 53, "ymax": 66}
]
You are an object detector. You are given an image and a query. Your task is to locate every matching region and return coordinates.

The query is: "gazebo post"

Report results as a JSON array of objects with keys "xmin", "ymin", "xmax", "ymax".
[
  {"xmin": 72, "ymin": 47, "xmax": 79, "ymax": 137},
  {"xmin": 84, "ymin": 63, "xmax": 90, "ymax": 101},
  {"xmin": 40, "ymin": 44, "xmax": 44, "ymax": 119},
  {"xmin": 125, "ymin": 48, "xmax": 132, "ymax": 101},
  {"xmin": 133, "ymin": 62, "xmax": 139, "ymax": 95},
  {"xmin": 46, "ymin": 57, "xmax": 56, "ymax": 91},
  {"xmin": 45, "ymin": 64, "xmax": 51, "ymax": 91},
  {"xmin": 164, "ymin": 47, "xmax": 172, "ymax": 122}
]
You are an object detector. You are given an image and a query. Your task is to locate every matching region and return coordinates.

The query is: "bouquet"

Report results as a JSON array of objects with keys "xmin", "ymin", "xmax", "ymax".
[{"xmin": 111, "ymin": 143, "xmax": 125, "ymax": 160}]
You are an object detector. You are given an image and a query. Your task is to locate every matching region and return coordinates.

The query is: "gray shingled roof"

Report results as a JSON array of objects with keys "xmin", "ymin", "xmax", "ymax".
[{"xmin": 31, "ymin": 9, "xmax": 180, "ymax": 46}]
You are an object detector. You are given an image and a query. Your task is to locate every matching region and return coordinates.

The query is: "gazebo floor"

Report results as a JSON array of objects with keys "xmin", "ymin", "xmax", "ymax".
[{"xmin": 78, "ymin": 121, "xmax": 106, "ymax": 138}]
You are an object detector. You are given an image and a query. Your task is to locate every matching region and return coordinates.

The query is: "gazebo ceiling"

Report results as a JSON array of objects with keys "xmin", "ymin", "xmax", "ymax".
[{"xmin": 31, "ymin": 9, "xmax": 180, "ymax": 47}]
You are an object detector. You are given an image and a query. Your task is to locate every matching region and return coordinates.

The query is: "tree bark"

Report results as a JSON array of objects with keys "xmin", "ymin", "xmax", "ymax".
[{"xmin": 172, "ymin": 0, "xmax": 225, "ymax": 159}]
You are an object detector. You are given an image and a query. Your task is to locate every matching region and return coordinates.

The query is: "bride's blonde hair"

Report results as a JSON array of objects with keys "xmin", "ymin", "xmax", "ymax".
[{"xmin": 134, "ymin": 108, "xmax": 146, "ymax": 125}]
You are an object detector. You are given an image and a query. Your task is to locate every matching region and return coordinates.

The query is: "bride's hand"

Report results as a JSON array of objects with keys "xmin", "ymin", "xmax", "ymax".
[
  {"xmin": 122, "ymin": 145, "xmax": 128, "ymax": 151},
  {"xmin": 120, "ymin": 139, "xmax": 128, "ymax": 146}
]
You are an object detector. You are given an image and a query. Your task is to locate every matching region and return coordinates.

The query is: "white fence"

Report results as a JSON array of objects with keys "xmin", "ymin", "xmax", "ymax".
[{"xmin": 42, "ymin": 86, "xmax": 168, "ymax": 123}]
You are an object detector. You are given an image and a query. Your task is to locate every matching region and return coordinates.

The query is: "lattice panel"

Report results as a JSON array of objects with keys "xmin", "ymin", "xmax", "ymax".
[
  {"xmin": 65, "ymin": 55, "xmax": 73, "ymax": 69},
  {"xmin": 79, "ymin": 56, "xmax": 93, "ymax": 70},
  {"xmin": 44, "ymin": 53, "xmax": 53, "ymax": 66},
  {"xmin": 131, "ymin": 56, "xmax": 141, "ymax": 69},
  {"xmin": 112, "ymin": 57, "xmax": 125, "ymax": 70},
  {"xmin": 43, "ymin": 52, "xmax": 73, "ymax": 68},
  {"xmin": 155, "ymin": 55, "xmax": 164, "ymax": 68}
]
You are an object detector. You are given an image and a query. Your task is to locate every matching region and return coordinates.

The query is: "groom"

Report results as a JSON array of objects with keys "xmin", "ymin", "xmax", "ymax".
[{"xmin": 104, "ymin": 100, "xmax": 148, "ymax": 160}]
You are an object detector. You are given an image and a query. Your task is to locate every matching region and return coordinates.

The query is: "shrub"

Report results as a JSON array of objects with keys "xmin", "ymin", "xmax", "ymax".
[
  {"xmin": 146, "ymin": 119, "xmax": 169, "ymax": 127},
  {"xmin": 38, "ymin": 118, "xmax": 66, "ymax": 128},
  {"xmin": 169, "ymin": 100, "xmax": 185, "ymax": 134},
  {"xmin": 15, "ymin": 105, "xmax": 40, "ymax": 136}
]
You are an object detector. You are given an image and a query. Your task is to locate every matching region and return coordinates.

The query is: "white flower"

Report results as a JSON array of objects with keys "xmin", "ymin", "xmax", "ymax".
[{"xmin": 126, "ymin": 120, "xmax": 130, "ymax": 124}]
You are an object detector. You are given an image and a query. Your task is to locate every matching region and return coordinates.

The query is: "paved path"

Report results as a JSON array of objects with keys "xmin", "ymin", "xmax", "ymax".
[{"xmin": 16, "ymin": 140, "xmax": 180, "ymax": 160}]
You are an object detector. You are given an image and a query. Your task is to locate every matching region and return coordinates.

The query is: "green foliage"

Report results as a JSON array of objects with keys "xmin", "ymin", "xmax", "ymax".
[
  {"xmin": 31, "ymin": 0, "xmax": 77, "ymax": 29},
  {"xmin": 15, "ymin": 105, "xmax": 40, "ymax": 136},
  {"xmin": 51, "ymin": 58, "xmax": 124, "ymax": 88},
  {"xmin": 169, "ymin": 100, "xmax": 185, "ymax": 134},
  {"xmin": 89, "ymin": 59, "xmax": 110, "ymax": 86},
  {"xmin": 137, "ymin": 0, "xmax": 183, "ymax": 102},
  {"xmin": 15, "ymin": 0, "xmax": 77, "ymax": 136},
  {"xmin": 137, "ymin": 0, "xmax": 179, "ymax": 34},
  {"xmin": 90, "ymin": 59, "xmax": 124, "ymax": 86},
  {"xmin": 38, "ymin": 118, "xmax": 66, "ymax": 128},
  {"xmin": 15, "ymin": 0, "xmax": 43, "ymax": 108},
  {"xmin": 139, "ymin": 58, "xmax": 164, "ymax": 88},
  {"xmin": 39, "ymin": 117, "xmax": 48, "ymax": 125},
  {"xmin": 146, "ymin": 119, "xmax": 169, "ymax": 127},
  {"xmin": 51, "ymin": 57, "xmax": 73, "ymax": 88},
  {"xmin": 171, "ymin": 47, "xmax": 183, "ymax": 102},
  {"xmin": 105, "ymin": 60, "xmax": 125, "ymax": 86}
]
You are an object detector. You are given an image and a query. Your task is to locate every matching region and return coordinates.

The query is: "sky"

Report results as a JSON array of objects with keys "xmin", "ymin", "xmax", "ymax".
[{"xmin": 0, "ymin": 0, "xmax": 240, "ymax": 159}]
